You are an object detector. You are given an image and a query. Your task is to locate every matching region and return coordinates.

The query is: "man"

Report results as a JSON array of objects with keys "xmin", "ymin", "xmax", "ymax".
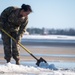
[{"xmin": 0, "ymin": 4, "xmax": 32, "ymax": 65}]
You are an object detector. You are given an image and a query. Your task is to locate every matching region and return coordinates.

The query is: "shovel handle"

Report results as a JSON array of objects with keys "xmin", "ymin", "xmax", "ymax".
[{"xmin": 1, "ymin": 28, "xmax": 38, "ymax": 61}]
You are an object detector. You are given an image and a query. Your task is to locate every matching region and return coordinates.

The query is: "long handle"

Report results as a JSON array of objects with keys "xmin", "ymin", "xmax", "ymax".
[{"xmin": 1, "ymin": 28, "xmax": 38, "ymax": 61}]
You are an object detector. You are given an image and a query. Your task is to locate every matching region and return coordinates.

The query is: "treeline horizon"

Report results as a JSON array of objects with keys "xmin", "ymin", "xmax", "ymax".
[{"xmin": 27, "ymin": 27, "xmax": 75, "ymax": 36}]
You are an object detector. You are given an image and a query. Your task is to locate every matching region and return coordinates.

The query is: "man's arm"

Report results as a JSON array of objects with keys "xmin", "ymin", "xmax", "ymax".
[{"xmin": 17, "ymin": 17, "xmax": 28, "ymax": 41}]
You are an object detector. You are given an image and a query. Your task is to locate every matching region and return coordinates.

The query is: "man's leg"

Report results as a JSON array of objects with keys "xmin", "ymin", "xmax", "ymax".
[
  {"xmin": 1, "ymin": 32, "xmax": 11, "ymax": 63},
  {"xmin": 11, "ymin": 32, "xmax": 20, "ymax": 65}
]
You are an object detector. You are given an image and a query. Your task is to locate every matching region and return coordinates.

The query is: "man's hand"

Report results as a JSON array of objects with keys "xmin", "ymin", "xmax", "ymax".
[{"xmin": 16, "ymin": 36, "xmax": 21, "ymax": 43}]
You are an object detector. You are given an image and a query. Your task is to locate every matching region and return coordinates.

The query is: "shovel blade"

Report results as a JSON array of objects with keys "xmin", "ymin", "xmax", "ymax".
[{"xmin": 36, "ymin": 57, "xmax": 47, "ymax": 66}]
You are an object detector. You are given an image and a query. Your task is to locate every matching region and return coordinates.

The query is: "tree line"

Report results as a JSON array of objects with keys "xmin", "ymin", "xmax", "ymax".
[
  {"xmin": 0, "ymin": 27, "xmax": 75, "ymax": 36},
  {"xmin": 27, "ymin": 28, "xmax": 75, "ymax": 36}
]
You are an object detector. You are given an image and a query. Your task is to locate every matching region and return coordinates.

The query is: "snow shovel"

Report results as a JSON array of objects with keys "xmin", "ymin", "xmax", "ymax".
[{"xmin": 1, "ymin": 28, "xmax": 47, "ymax": 66}]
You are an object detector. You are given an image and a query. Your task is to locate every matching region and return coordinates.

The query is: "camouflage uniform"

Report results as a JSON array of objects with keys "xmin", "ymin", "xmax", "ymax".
[{"xmin": 0, "ymin": 7, "xmax": 28, "ymax": 63}]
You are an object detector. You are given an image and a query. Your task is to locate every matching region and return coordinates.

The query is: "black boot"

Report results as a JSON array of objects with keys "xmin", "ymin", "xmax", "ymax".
[
  {"xmin": 16, "ymin": 59, "xmax": 20, "ymax": 65},
  {"xmin": 13, "ymin": 55, "xmax": 20, "ymax": 65},
  {"xmin": 16, "ymin": 60, "xmax": 20, "ymax": 65},
  {"xmin": 6, "ymin": 58, "xmax": 11, "ymax": 63}
]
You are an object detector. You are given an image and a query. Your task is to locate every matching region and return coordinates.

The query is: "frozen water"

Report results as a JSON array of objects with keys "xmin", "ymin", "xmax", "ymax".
[{"xmin": 39, "ymin": 62, "xmax": 58, "ymax": 70}]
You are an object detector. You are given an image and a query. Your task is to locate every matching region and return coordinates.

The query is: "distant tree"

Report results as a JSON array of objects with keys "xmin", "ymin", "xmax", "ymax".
[
  {"xmin": 68, "ymin": 28, "xmax": 75, "ymax": 35},
  {"xmin": 27, "ymin": 27, "xmax": 75, "ymax": 35}
]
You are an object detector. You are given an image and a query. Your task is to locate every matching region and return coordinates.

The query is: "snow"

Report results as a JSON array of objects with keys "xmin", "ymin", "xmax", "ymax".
[
  {"xmin": 0, "ymin": 34, "xmax": 75, "ymax": 40},
  {"xmin": 22, "ymin": 35, "xmax": 75, "ymax": 40},
  {"xmin": 0, "ymin": 62, "xmax": 75, "ymax": 75}
]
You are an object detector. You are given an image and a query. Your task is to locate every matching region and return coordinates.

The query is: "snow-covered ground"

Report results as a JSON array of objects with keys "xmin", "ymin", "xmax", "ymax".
[
  {"xmin": 21, "ymin": 35, "xmax": 75, "ymax": 44},
  {"xmin": 0, "ymin": 34, "xmax": 75, "ymax": 40},
  {"xmin": 0, "ymin": 34, "xmax": 75, "ymax": 44},
  {"xmin": 22, "ymin": 34, "xmax": 75, "ymax": 40},
  {"xmin": 0, "ymin": 62, "xmax": 75, "ymax": 75}
]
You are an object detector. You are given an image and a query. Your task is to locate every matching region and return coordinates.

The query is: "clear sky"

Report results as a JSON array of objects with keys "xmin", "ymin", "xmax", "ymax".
[{"xmin": 0, "ymin": 0, "xmax": 75, "ymax": 29}]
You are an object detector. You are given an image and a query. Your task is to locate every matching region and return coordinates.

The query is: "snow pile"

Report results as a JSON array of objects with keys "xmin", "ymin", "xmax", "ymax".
[{"xmin": 0, "ymin": 63, "xmax": 75, "ymax": 75}]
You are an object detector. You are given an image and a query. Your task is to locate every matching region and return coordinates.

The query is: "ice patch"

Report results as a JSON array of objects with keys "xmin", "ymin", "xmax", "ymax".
[
  {"xmin": 39, "ymin": 62, "xmax": 58, "ymax": 70},
  {"xmin": 0, "ymin": 63, "xmax": 75, "ymax": 75}
]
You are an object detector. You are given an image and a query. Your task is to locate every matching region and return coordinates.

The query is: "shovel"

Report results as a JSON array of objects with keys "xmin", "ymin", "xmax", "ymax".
[{"xmin": 1, "ymin": 28, "xmax": 47, "ymax": 66}]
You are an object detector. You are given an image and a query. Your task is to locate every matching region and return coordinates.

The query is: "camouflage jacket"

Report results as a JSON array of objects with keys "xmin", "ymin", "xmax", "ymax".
[{"xmin": 0, "ymin": 6, "xmax": 28, "ymax": 37}]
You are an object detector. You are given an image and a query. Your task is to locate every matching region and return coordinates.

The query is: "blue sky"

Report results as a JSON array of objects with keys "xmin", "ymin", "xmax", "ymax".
[{"xmin": 0, "ymin": 0, "xmax": 75, "ymax": 29}]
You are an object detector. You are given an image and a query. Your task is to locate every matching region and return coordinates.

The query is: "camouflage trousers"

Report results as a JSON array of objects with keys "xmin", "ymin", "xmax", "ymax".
[{"xmin": 1, "ymin": 31, "xmax": 20, "ymax": 61}]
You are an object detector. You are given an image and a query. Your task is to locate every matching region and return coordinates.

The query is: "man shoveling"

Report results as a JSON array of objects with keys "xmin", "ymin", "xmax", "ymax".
[{"xmin": 0, "ymin": 4, "xmax": 32, "ymax": 65}]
